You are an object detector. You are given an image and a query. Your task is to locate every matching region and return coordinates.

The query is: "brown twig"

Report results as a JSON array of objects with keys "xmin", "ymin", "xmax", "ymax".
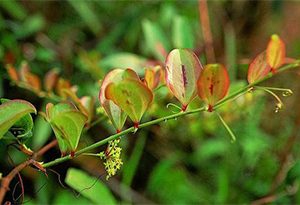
[
  {"xmin": 0, "ymin": 140, "xmax": 57, "ymax": 203},
  {"xmin": 0, "ymin": 159, "xmax": 35, "ymax": 204},
  {"xmin": 198, "ymin": 0, "xmax": 216, "ymax": 63},
  {"xmin": 35, "ymin": 139, "xmax": 58, "ymax": 158}
]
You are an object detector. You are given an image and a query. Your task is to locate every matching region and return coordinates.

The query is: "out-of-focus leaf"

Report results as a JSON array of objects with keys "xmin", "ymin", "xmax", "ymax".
[
  {"xmin": 44, "ymin": 69, "xmax": 59, "ymax": 92},
  {"xmin": 5, "ymin": 64, "xmax": 19, "ymax": 82},
  {"xmin": 105, "ymin": 78, "xmax": 153, "ymax": 126},
  {"xmin": 78, "ymin": 50, "xmax": 103, "ymax": 80},
  {"xmin": 65, "ymin": 168, "xmax": 116, "ymax": 205},
  {"xmin": 286, "ymin": 160, "xmax": 300, "ymax": 185},
  {"xmin": 147, "ymin": 159, "xmax": 202, "ymax": 204},
  {"xmin": 55, "ymin": 78, "xmax": 72, "ymax": 98},
  {"xmin": 144, "ymin": 66, "xmax": 161, "ymax": 90},
  {"xmin": 19, "ymin": 62, "xmax": 41, "ymax": 92},
  {"xmin": 46, "ymin": 102, "xmax": 87, "ymax": 155},
  {"xmin": 0, "ymin": 0, "xmax": 27, "ymax": 20},
  {"xmin": 15, "ymin": 14, "xmax": 45, "ymax": 39},
  {"xmin": 99, "ymin": 68, "xmax": 139, "ymax": 131},
  {"xmin": 247, "ymin": 51, "xmax": 271, "ymax": 84},
  {"xmin": 142, "ymin": 19, "xmax": 170, "ymax": 61},
  {"xmin": 0, "ymin": 99, "xmax": 36, "ymax": 139},
  {"xmin": 172, "ymin": 15, "xmax": 194, "ymax": 49},
  {"xmin": 100, "ymin": 53, "xmax": 147, "ymax": 75},
  {"xmin": 68, "ymin": 0, "xmax": 101, "ymax": 35},
  {"xmin": 197, "ymin": 64, "xmax": 230, "ymax": 111},
  {"xmin": 266, "ymin": 34, "xmax": 286, "ymax": 72},
  {"xmin": 165, "ymin": 49, "xmax": 202, "ymax": 110}
]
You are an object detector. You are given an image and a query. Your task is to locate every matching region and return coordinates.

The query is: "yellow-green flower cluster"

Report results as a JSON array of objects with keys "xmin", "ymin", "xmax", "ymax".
[{"xmin": 99, "ymin": 139, "xmax": 123, "ymax": 180}]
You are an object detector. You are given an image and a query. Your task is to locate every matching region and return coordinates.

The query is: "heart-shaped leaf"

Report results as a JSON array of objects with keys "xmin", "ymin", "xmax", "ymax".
[
  {"xmin": 46, "ymin": 102, "xmax": 87, "ymax": 155},
  {"xmin": 197, "ymin": 64, "xmax": 230, "ymax": 111},
  {"xmin": 105, "ymin": 78, "xmax": 153, "ymax": 127},
  {"xmin": 99, "ymin": 68, "xmax": 139, "ymax": 131},
  {"xmin": 0, "ymin": 99, "xmax": 36, "ymax": 139},
  {"xmin": 267, "ymin": 34, "xmax": 286, "ymax": 72},
  {"xmin": 165, "ymin": 49, "xmax": 203, "ymax": 110},
  {"xmin": 247, "ymin": 51, "xmax": 271, "ymax": 84}
]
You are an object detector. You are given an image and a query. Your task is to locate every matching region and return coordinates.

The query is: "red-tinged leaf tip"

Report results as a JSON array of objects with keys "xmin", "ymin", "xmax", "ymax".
[
  {"xmin": 267, "ymin": 34, "xmax": 286, "ymax": 70},
  {"xmin": 133, "ymin": 122, "xmax": 139, "ymax": 129},
  {"xmin": 208, "ymin": 104, "xmax": 213, "ymax": 112},
  {"xmin": 165, "ymin": 49, "xmax": 203, "ymax": 107},
  {"xmin": 181, "ymin": 104, "xmax": 188, "ymax": 112},
  {"xmin": 70, "ymin": 151, "xmax": 75, "ymax": 158},
  {"xmin": 247, "ymin": 51, "xmax": 271, "ymax": 84},
  {"xmin": 197, "ymin": 64, "xmax": 230, "ymax": 108}
]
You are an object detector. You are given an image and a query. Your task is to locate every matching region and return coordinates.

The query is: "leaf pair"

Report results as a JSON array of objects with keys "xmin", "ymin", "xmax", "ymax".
[
  {"xmin": 248, "ymin": 34, "xmax": 286, "ymax": 83},
  {"xmin": 45, "ymin": 102, "xmax": 87, "ymax": 156},
  {"xmin": 165, "ymin": 49, "xmax": 230, "ymax": 111},
  {"xmin": 0, "ymin": 99, "xmax": 36, "ymax": 141},
  {"xmin": 99, "ymin": 68, "xmax": 153, "ymax": 129}
]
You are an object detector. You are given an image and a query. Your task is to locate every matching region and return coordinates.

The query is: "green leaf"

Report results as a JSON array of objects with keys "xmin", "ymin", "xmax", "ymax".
[
  {"xmin": 197, "ymin": 64, "xmax": 230, "ymax": 110},
  {"xmin": 172, "ymin": 15, "xmax": 194, "ymax": 49},
  {"xmin": 165, "ymin": 49, "xmax": 203, "ymax": 110},
  {"xmin": 105, "ymin": 78, "xmax": 153, "ymax": 125},
  {"xmin": 65, "ymin": 168, "xmax": 116, "ymax": 205},
  {"xmin": 142, "ymin": 19, "xmax": 170, "ymax": 61},
  {"xmin": 0, "ymin": 99, "xmax": 36, "ymax": 139},
  {"xmin": 46, "ymin": 102, "xmax": 87, "ymax": 154},
  {"xmin": 99, "ymin": 68, "xmax": 139, "ymax": 131}
]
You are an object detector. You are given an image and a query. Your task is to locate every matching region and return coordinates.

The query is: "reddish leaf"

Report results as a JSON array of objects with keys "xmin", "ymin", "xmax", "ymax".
[
  {"xmin": 19, "ymin": 62, "xmax": 41, "ymax": 92},
  {"xmin": 247, "ymin": 51, "xmax": 271, "ymax": 83},
  {"xmin": 44, "ymin": 69, "xmax": 59, "ymax": 92},
  {"xmin": 165, "ymin": 49, "xmax": 203, "ymax": 110},
  {"xmin": 266, "ymin": 34, "xmax": 286, "ymax": 72},
  {"xmin": 197, "ymin": 64, "xmax": 230, "ymax": 111},
  {"xmin": 5, "ymin": 64, "xmax": 19, "ymax": 82}
]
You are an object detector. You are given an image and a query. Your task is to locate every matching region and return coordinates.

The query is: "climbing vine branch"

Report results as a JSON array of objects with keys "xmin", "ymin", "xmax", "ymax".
[{"xmin": 42, "ymin": 61, "xmax": 300, "ymax": 168}]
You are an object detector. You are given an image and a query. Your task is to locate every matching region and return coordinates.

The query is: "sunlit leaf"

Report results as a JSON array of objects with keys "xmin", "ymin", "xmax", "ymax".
[
  {"xmin": 0, "ymin": 99, "xmax": 36, "ymax": 139},
  {"xmin": 65, "ymin": 168, "xmax": 116, "ymax": 205},
  {"xmin": 99, "ymin": 68, "xmax": 139, "ymax": 131},
  {"xmin": 46, "ymin": 102, "xmax": 87, "ymax": 155},
  {"xmin": 165, "ymin": 49, "xmax": 202, "ymax": 110},
  {"xmin": 197, "ymin": 64, "xmax": 230, "ymax": 111},
  {"xmin": 144, "ymin": 66, "xmax": 162, "ymax": 90},
  {"xmin": 105, "ymin": 78, "xmax": 153, "ymax": 127},
  {"xmin": 266, "ymin": 34, "xmax": 286, "ymax": 72},
  {"xmin": 247, "ymin": 51, "xmax": 271, "ymax": 84}
]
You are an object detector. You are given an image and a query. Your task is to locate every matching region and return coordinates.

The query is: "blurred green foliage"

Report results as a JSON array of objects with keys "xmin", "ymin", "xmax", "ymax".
[{"xmin": 1, "ymin": 1, "xmax": 300, "ymax": 204}]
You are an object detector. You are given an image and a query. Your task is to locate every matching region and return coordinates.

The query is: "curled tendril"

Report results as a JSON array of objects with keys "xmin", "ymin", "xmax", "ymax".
[
  {"xmin": 255, "ymin": 86, "xmax": 285, "ymax": 113},
  {"xmin": 166, "ymin": 103, "xmax": 182, "ymax": 113}
]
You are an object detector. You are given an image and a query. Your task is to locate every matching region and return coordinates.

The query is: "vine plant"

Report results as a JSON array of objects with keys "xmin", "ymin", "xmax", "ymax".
[{"xmin": 0, "ymin": 34, "xmax": 299, "ymax": 203}]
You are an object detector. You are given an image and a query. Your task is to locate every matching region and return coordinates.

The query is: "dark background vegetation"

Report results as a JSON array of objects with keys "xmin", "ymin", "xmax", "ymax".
[{"xmin": 1, "ymin": 1, "xmax": 300, "ymax": 204}]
